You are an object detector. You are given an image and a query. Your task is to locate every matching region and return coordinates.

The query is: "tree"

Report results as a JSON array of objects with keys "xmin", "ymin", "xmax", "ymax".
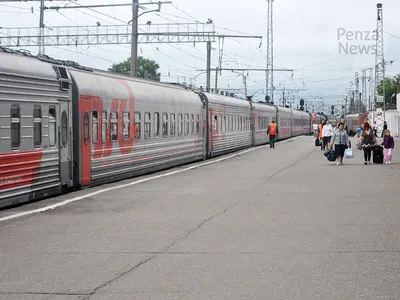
[
  {"xmin": 108, "ymin": 56, "xmax": 161, "ymax": 81},
  {"xmin": 376, "ymin": 74, "xmax": 399, "ymax": 108}
]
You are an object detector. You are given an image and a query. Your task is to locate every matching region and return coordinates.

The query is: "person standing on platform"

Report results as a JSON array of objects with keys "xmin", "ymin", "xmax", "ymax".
[
  {"xmin": 382, "ymin": 130, "xmax": 395, "ymax": 165},
  {"xmin": 372, "ymin": 121, "xmax": 378, "ymax": 136},
  {"xmin": 318, "ymin": 119, "xmax": 326, "ymax": 150},
  {"xmin": 267, "ymin": 120, "xmax": 278, "ymax": 148},
  {"xmin": 361, "ymin": 122, "xmax": 376, "ymax": 165},
  {"xmin": 329, "ymin": 122, "xmax": 350, "ymax": 166},
  {"xmin": 312, "ymin": 122, "xmax": 319, "ymax": 138},
  {"xmin": 381, "ymin": 121, "xmax": 388, "ymax": 137},
  {"xmin": 322, "ymin": 120, "xmax": 333, "ymax": 151}
]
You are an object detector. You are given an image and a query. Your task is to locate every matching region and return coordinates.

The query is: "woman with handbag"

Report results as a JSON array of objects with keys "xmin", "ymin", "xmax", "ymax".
[
  {"xmin": 329, "ymin": 122, "xmax": 350, "ymax": 166},
  {"xmin": 360, "ymin": 122, "xmax": 376, "ymax": 165}
]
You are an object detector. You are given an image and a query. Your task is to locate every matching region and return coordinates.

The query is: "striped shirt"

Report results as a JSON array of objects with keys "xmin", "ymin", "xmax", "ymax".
[{"xmin": 330, "ymin": 129, "xmax": 348, "ymax": 145}]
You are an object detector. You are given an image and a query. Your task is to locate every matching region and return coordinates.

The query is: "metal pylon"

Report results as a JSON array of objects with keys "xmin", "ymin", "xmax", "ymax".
[
  {"xmin": 374, "ymin": 3, "xmax": 385, "ymax": 131},
  {"xmin": 266, "ymin": 0, "xmax": 274, "ymax": 103},
  {"xmin": 362, "ymin": 69, "xmax": 367, "ymax": 111}
]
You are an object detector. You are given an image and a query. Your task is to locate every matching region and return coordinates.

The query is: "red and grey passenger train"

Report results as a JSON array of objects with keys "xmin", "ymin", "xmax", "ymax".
[{"xmin": 0, "ymin": 48, "xmax": 313, "ymax": 208}]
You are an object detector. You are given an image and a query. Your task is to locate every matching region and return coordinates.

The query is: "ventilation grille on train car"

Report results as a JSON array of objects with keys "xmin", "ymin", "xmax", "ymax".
[{"xmin": 54, "ymin": 66, "xmax": 70, "ymax": 91}]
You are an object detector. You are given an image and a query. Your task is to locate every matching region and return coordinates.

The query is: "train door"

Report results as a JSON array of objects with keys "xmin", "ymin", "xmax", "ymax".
[
  {"xmin": 58, "ymin": 99, "xmax": 73, "ymax": 187},
  {"xmin": 208, "ymin": 109, "xmax": 214, "ymax": 156},
  {"xmin": 251, "ymin": 107, "xmax": 256, "ymax": 146}
]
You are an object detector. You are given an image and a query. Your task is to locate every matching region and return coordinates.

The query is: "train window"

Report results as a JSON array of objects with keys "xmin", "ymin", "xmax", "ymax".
[
  {"xmin": 123, "ymin": 112, "xmax": 130, "ymax": 140},
  {"xmin": 190, "ymin": 114, "xmax": 194, "ymax": 135},
  {"xmin": 83, "ymin": 112, "xmax": 89, "ymax": 146},
  {"xmin": 178, "ymin": 114, "xmax": 183, "ymax": 136},
  {"xmin": 102, "ymin": 111, "xmax": 107, "ymax": 143},
  {"xmin": 170, "ymin": 113, "xmax": 176, "ymax": 136},
  {"xmin": 134, "ymin": 112, "xmax": 141, "ymax": 139},
  {"xmin": 33, "ymin": 105, "xmax": 42, "ymax": 147},
  {"xmin": 213, "ymin": 115, "xmax": 218, "ymax": 132},
  {"xmin": 154, "ymin": 112, "xmax": 160, "ymax": 138},
  {"xmin": 184, "ymin": 114, "xmax": 189, "ymax": 136},
  {"xmin": 61, "ymin": 111, "xmax": 68, "ymax": 147},
  {"xmin": 196, "ymin": 114, "xmax": 200, "ymax": 135},
  {"xmin": 162, "ymin": 113, "xmax": 168, "ymax": 137},
  {"xmin": 10, "ymin": 104, "xmax": 20, "ymax": 149},
  {"xmin": 49, "ymin": 107, "xmax": 56, "ymax": 147},
  {"xmin": 228, "ymin": 115, "xmax": 232, "ymax": 132},
  {"xmin": 144, "ymin": 112, "xmax": 151, "ymax": 140},
  {"xmin": 110, "ymin": 111, "xmax": 118, "ymax": 142},
  {"xmin": 220, "ymin": 115, "xmax": 223, "ymax": 132},
  {"xmin": 92, "ymin": 111, "xmax": 98, "ymax": 144}
]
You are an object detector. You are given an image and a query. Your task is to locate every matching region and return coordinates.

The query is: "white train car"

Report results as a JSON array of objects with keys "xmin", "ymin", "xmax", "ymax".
[
  {"xmin": 201, "ymin": 93, "xmax": 252, "ymax": 157},
  {"xmin": 301, "ymin": 111, "xmax": 312, "ymax": 135},
  {"xmin": 251, "ymin": 102, "xmax": 277, "ymax": 146},
  {"xmin": 276, "ymin": 106, "xmax": 292, "ymax": 139},
  {"xmin": 292, "ymin": 109, "xmax": 304, "ymax": 136}
]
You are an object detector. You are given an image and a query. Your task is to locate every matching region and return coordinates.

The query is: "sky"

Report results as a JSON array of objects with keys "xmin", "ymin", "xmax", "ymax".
[{"xmin": 0, "ymin": 0, "xmax": 399, "ymax": 113}]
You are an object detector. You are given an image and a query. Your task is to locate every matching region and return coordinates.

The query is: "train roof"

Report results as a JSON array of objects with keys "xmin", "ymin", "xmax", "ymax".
[
  {"xmin": 0, "ymin": 46, "xmax": 196, "ymax": 94},
  {"xmin": 69, "ymin": 69, "xmax": 201, "ymax": 106},
  {"xmin": 200, "ymin": 92, "xmax": 251, "ymax": 108},
  {"xmin": 0, "ymin": 47, "xmax": 62, "ymax": 80},
  {"xmin": 251, "ymin": 101, "xmax": 277, "ymax": 113},
  {"xmin": 291, "ymin": 109, "xmax": 310, "ymax": 118}
]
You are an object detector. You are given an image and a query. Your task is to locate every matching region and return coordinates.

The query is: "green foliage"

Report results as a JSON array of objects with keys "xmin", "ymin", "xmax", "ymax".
[
  {"xmin": 376, "ymin": 74, "xmax": 399, "ymax": 107},
  {"xmin": 108, "ymin": 56, "xmax": 161, "ymax": 81}
]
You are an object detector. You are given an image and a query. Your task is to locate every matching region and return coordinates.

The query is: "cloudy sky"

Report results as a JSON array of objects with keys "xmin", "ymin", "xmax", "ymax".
[{"xmin": 1, "ymin": 0, "xmax": 399, "ymax": 111}]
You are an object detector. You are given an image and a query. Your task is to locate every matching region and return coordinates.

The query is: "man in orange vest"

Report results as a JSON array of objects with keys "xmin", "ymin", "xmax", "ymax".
[
  {"xmin": 318, "ymin": 119, "xmax": 326, "ymax": 150},
  {"xmin": 267, "ymin": 120, "xmax": 278, "ymax": 148}
]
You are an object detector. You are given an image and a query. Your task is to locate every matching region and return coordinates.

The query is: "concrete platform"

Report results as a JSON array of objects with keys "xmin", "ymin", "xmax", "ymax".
[{"xmin": 1, "ymin": 136, "xmax": 400, "ymax": 300}]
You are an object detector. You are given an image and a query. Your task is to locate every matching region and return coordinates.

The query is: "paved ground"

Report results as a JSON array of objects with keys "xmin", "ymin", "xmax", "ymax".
[{"xmin": 1, "ymin": 136, "xmax": 400, "ymax": 300}]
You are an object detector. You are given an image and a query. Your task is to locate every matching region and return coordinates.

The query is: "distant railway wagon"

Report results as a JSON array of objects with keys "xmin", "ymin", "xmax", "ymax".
[
  {"xmin": 311, "ymin": 112, "xmax": 325, "ymax": 125},
  {"xmin": 0, "ymin": 47, "xmax": 313, "ymax": 209},
  {"xmin": 345, "ymin": 112, "xmax": 369, "ymax": 135}
]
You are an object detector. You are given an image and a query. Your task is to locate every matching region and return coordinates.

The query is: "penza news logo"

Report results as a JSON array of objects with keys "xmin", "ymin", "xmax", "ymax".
[{"xmin": 337, "ymin": 28, "xmax": 377, "ymax": 55}]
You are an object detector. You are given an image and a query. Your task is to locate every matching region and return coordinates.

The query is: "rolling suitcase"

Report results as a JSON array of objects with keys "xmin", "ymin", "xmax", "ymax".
[{"xmin": 373, "ymin": 145, "xmax": 384, "ymax": 164}]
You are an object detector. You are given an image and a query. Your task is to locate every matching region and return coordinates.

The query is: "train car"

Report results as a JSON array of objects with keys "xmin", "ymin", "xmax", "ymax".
[
  {"xmin": 301, "ymin": 111, "xmax": 312, "ymax": 135},
  {"xmin": 251, "ymin": 102, "xmax": 277, "ymax": 146},
  {"xmin": 311, "ymin": 112, "xmax": 324, "ymax": 125},
  {"xmin": 345, "ymin": 113, "xmax": 360, "ymax": 135},
  {"xmin": 0, "ymin": 49, "xmax": 73, "ymax": 208},
  {"xmin": 201, "ymin": 92, "xmax": 252, "ymax": 157},
  {"xmin": 0, "ymin": 47, "xmax": 315, "ymax": 209},
  {"xmin": 291, "ymin": 109, "xmax": 305, "ymax": 136},
  {"xmin": 276, "ymin": 106, "xmax": 292, "ymax": 139},
  {"xmin": 69, "ymin": 69, "xmax": 206, "ymax": 187},
  {"xmin": 327, "ymin": 115, "xmax": 338, "ymax": 128}
]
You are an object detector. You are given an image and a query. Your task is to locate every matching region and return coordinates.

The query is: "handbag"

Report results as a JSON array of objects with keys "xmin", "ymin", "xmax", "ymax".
[{"xmin": 345, "ymin": 148, "xmax": 354, "ymax": 158}]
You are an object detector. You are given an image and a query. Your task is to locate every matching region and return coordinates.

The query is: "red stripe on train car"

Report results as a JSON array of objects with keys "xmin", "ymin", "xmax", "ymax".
[
  {"xmin": 0, "ymin": 150, "xmax": 43, "ymax": 190},
  {"xmin": 114, "ymin": 79, "xmax": 135, "ymax": 155}
]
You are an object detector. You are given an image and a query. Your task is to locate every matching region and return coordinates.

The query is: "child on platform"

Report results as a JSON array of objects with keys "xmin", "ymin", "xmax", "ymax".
[{"xmin": 382, "ymin": 130, "xmax": 395, "ymax": 165}]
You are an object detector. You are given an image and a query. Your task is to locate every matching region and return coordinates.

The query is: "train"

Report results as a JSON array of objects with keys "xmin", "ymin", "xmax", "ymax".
[
  {"xmin": 345, "ymin": 112, "xmax": 369, "ymax": 135},
  {"xmin": 0, "ymin": 47, "xmax": 313, "ymax": 209}
]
